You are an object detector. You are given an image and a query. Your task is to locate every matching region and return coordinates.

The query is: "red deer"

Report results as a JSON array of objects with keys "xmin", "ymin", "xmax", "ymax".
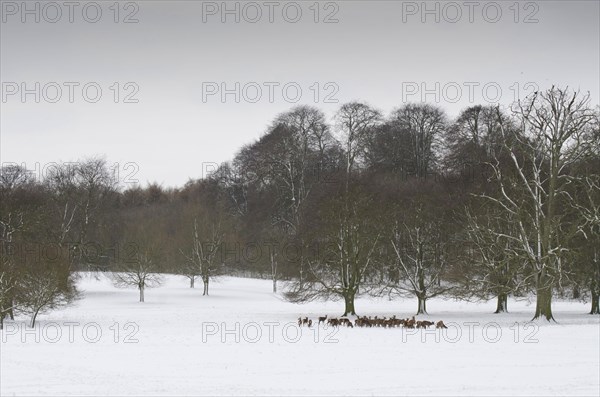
[
  {"xmin": 318, "ymin": 315, "xmax": 328, "ymax": 325},
  {"xmin": 421, "ymin": 320, "xmax": 435, "ymax": 328},
  {"xmin": 308, "ymin": 319, "xmax": 313, "ymax": 327},
  {"xmin": 302, "ymin": 317, "xmax": 309, "ymax": 326},
  {"xmin": 436, "ymin": 320, "xmax": 447, "ymax": 329},
  {"xmin": 297, "ymin": 317, "xmax": 302, "ymax": 326}
]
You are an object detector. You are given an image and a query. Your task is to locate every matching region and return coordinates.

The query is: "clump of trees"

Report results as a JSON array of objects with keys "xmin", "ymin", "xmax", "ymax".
[
  {"xmin": 1, "ymin": 87, "xmax": 598, "ymax": 324},
  {"xmin": 0, "ymin": 163, "xmax": 86, "ymax": 328},
  {"xmin": 16, "ymin": 262, "xmax": 79, "ymax": 327}
]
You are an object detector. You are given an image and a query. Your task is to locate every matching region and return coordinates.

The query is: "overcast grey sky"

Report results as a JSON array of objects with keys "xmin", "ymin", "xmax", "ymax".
[{"xmin": 1, "ymin": 0, "xmax": 599, "ymax": 187}]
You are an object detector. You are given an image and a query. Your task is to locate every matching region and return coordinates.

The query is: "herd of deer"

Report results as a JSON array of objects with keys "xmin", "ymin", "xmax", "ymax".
[{"xmin": 297, "ymin": 315, "xmax": 448, "ymax": 329}]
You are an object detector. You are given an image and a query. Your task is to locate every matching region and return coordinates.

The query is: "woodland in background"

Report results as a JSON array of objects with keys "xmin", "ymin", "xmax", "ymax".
[{"xmin": 1, "ymin": 87, "xmax": 599, "ymax": 327}]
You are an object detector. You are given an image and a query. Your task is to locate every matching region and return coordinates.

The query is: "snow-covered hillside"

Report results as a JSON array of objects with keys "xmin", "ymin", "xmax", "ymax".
[{"xmin": 1, "ymin": 274, "xmax": 599, "ymax": 396}]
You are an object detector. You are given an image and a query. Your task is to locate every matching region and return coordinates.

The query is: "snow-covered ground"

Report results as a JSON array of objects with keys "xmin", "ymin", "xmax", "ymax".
[{"xmin": 1, "ymin": 273, "xmax": 599, "ymax": 396}]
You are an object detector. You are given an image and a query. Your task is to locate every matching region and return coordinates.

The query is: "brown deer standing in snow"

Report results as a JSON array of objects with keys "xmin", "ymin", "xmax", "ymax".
[{"xmin": 421, "ymin": 320, "xmax": 435, "ymax": 328}]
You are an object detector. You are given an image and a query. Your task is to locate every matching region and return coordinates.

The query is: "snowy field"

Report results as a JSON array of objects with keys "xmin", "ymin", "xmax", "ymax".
[{"xmin": 1, "ymin": 273, "xmax": 599, "ymax": 396}]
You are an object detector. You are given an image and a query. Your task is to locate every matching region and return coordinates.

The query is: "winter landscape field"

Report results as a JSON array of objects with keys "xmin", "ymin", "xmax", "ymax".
[
  {"xmin": 1, "ymin": 273, "xmax": 599, "ymax": 396},
  {"xmin": 3, "ymin": 1, "xmax": 600, "ymax": 396}
]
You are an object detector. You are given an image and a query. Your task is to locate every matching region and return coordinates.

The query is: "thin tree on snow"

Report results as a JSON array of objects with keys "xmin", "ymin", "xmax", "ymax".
[
  {"xmin": 112, "ymin": 249, "xmax": 163, "ymax": 302},
  {"xmin": 182, "ymin": 218, "xmax": 224, "ymax": 296}
]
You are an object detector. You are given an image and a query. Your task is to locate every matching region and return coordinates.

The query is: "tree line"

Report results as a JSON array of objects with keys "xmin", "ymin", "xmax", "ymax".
[{"xmin": 1, "ymin": 86, "xmax": 598, "ymax": 327}]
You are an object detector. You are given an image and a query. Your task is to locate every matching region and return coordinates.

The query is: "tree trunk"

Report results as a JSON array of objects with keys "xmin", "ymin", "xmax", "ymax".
[
  {"xmin": 590, "ymin": 290, "xmax": 599, "ymax": 315},
  {"xmin": 139, "ymin": 285, "xmax": 145, "ymax": 302},
  {"xmin": 342, "ymin": 293, "xmax": 356, "ymax": 316},
  {"xmin": 416, "ymin": 269, "xmax": 427, "ymax": 315},
  {"xmin": 494, "ymin": 293, "xmax": 508, "ymax": 313},
  {"xmin": 190, "ymin": 277, "xmax": 195, "ymax": 288},
  {"xmin": 416, "ymin": 294, "xmax": 427, "ymax": 315},
  {"xmin": 533, "ymin": 284, "xmax": 554, "ymax": 321},
  {"xmin": 271, "ymin": 252, "xmax": 277, "ymax": 293},
  {"xmin": 30, "ymin": 309, "xmax": 40, "ymax": 328},
  {"xmin": 203, "ymin": 278, "xmax": 209, "ymax": 296}
]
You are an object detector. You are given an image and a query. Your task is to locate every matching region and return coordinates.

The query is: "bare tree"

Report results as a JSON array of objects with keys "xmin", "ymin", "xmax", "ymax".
[
  {"xmin": 284, "ymin": 102, "xmax": 382, "ymax": 315},
  {"xmin": 212, "ymin": 161, "xmax": 249, "ymax": 217},
  {"xmin": 222, "ymin": 106, "xmax": 337, "ymax": 284},
  {"xmin": 44, "ymin": 162, "xmax": 80, "ymax": 246},
  {"xmin": 16, "ymin": 267, "xmax": 79, "ymax": 328},
  {"xmin": 73, "ymin": 157, "xmax": 117, "ymax": 251},
  {"xmin": 0, "ymin": 164, "xmax": 38, "ymax": 321},
  {"xmin": 180, "ymin": 260, "xmax": 200, "ymax": 289},
  {"xmin": 0, "ymin": 255, "xmax": 19, "ymax": 329},
  {"xmin": 269, "ymin": 105, "xmax": 331, "ymax": 234},
  {"xmin": 572, "ymin": 110, "xmax": 600, "ymax": 314},
  {"xmin": 461, "ymin": 208, "xmax": 525, "ymax": 313},
  {"xmin": 571, "ymin": 172, "xmax": 600, "ymax": 314},
  {"xmin": 334, "ymin": 101, "xmax": 382, "ymax": 189},
  {"xmin": 112, "ymin": 248, "xmax": 163, "ymax": 302},
  {"xmin": 286, "ymin": 193, "xmax": 382, "ymax": 316},
  {"xmin": 443, "ymin": 105, "xmax": 508, "ymax": 180},
  {"xmin": 182, "ymin": 218, "xmax": 224, "ymax": 296},
  {"xmin": 480, "ymin": 87, "xmax": 596, "ymax": 321},
  {"xmin": 390, "ymin": 103, "xmax": 446, "ymax": 178},
  {"xmin": 44, "ymin": 158, "xmax": 117, "ymax": 264},
  {"xmin": 387, "ymin": 210, "xmax": 450, "ymax": 315},
  {"xmin": 0, "ymin": 165, "xmax": 32, "ymax": 248}
]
